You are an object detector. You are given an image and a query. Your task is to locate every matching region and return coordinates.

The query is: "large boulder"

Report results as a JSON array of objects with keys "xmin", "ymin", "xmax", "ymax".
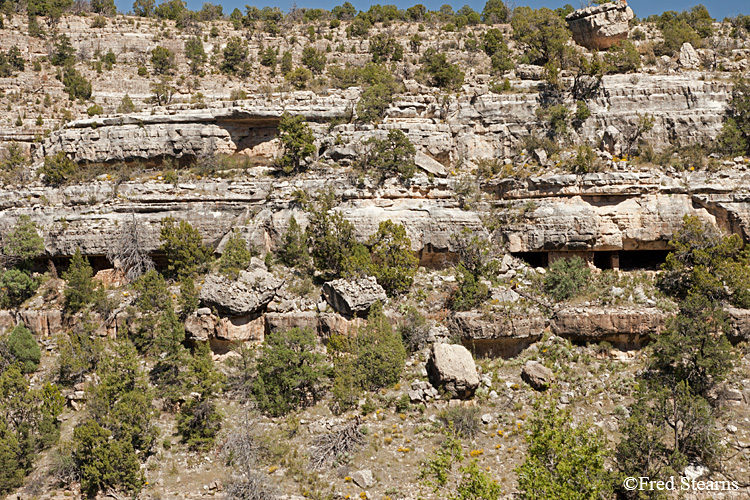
[
  {"xmin": 199, "ymin": 263, "xmax": 283, "ymax": 316},
  {"xmin": 566, "ymin": 0, "xmax": 634, "ymax": 50},
  {"xmin": 678, "ymin": 42, "xmax": 701, "ymax": 69},
  {"xmin": 322, "ymin": 276, "xmax": 387, "ymax": 317},
  {"xmin": 426, "ymin": 343, "xmax": 480, "ymax": 399},
  {"xmin": 415, "ymin": 151, "xmax": 448, "ymax": 177}
]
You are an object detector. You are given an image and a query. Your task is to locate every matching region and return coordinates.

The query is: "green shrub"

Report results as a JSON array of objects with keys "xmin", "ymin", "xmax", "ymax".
[
  {"xmin": 604, "ymin": 40, "xmax": 641, "ymax": 74},
  {"xmin": 356, "ymin": 302, "xmax": 406, "ymax": 389},
  {"xmin": 1, "ymin": 215, "xmax": 43, "ymax": 268},
  {"xmin": 717, "ymin": 117, "xmax": 748, "ymax": 156},
  {"xmin": 253, "ymin": 327, "xmax": 327, "ymax": 417},
  {"xmin": 438, "ymin": 406, "xmax": 480, "ymax": 437},
  {"xmin": 369, "ymin": 34, "xmax": 403, "ymax": 63},
  {"xmin": 63, "ymin": 248, "xmax": 97, "ymax": 313},
  {"xmin": 356, "ymin": 84, "xmax": 393, "ymax": 123},
  {"xmin": 7, "ymin": 324, "xmax": 40, "ymax": 373},
  {"xmin": 178, "ymin": 277, "xmax": 199, "ymax": 320},
  {"xmin": 346, "ymin": 17, "xmax": 371, "ymax": 38},
  {"xmin": 330, "ymin": 302, "xmax": 406, "ymax": 411},
  {"xmin": 450, "ymin": 264, "xmax": 490, "ymax": 311},
  {"xmin": 511, "ymin": 6, "xmax": 570, "ymax": 66},
  {"xmin": 62, "ymin": 68, "xmax": 92, "ymax": 100},
  {"xmin": 482, "ymin": 0, "xmax": 509, "ymax": 23},
  {"xmin": 101, "ymin": 49, "xmax": 116, "ymax": 69},
  {"xmin": 650, "ymin": 294, "xmax": 733, "ymax": 398},
  {"xmin": 717, "ymin": 77, "xmax": 750, "ymax": 156},
  {"xmin": 483, "ymin": 28, "xmax": 513, "ymax": 73},
  {"xmin": 229, "ymin": 89, "xmax": 247, "ymax": 101},
  {"xmin": 301, "ymin": 46, "xmax": 326, "ymax": 74},
  {"xmin": 0, "ymin": 365, "xmax": 64, "ymax": 494},
  {"xmin": 277, "ymin": 112, "xmax": 316, "ymax": 175},
  {"xmin": 218, "ymin": 230, "xmax": 253, "ymax": 279},
  {"xmin": 305, "ymin": 189, "xmax": 361, "ymax": 278},
  {"xmin": 221, "ymin": 36, "xmax": 249, "ymax": 76},
  {"xmin": 358, "ymin": 129, "xmax": 416, "ymax": 183},
  {"xmin": 657, "ymin": 215, "xmax": 750, "ymax": 306},
  {"xmin": 0, "ymin": 142, "xmax": 27, "ymax": 176},
  {"xmin": 278, "ymin": 216, "xmax": 310, "ymax": 269},
  {"xmin": 653, "ymin": 7, "xmax": 712, "ymax": 56},
  {"xmin": 148, "ymin": 77, "xmax": 175, "ymax": 106},
  {"xmin": 72, "ymin": 420, "xmax": 144, "ymax": 497},
  {"xmin": 280, "ymin": 51, "xmax": 293, "ymax": 75},
  {"xmin": 0, "ymin": 269, "xmax": 38, "ymax": 308},
  {"xmin": 569, "ymin": 144, "xmax": 600, "ymax": 173},
  {"xmin": 517, "ymin": 400, "xmax": 613, "ymax": 500},
  {"xmin": 286, "ymin": 67, "xmax": 312, "ymax": 89},
  {"xmin": 87, "ymin": 340, "xmax": 157, "ymax": 450},
  {"xmin": 574, "ymin": 100, "xmax": 591, "ymax": 123},
  {"xmin": 150, "ymin": 306, "xmax": 189, "ymax": 408},
  {"xmin": 536, "ymin": 103, "xmax": 570, "ymax": 137},
  {"xmin": 117, "ymin": 94, "xmax": 136, "ymax": 113},
  {"xmin": 260, "ymin": 47, "xmax": 277, "ymax": 69},
  {"xmin": 398, "ymin": 305, "xmax": 429, "ymax": 352},
  {"xmin": 176, "ymin": 398, "xmax": 222, "ymax": 450},
  {"xmin": 133, "ymin": 269, "xmax": 170, "ymax": 313},
  {"xmin": 544, "ymin": 256, "xmax": 590, "ymax": 302},
  {"xmin": 419, "ymin": 428, "xmax": 464, "ymax": 491},
  {"xmin": 419, "ymin": 48, "xmax": 464, "ymax": 90},
  {"xmin": 0, "ymin": 419, "xmax": 25, "ymax": 495},
  {"xmin": 87, "ymin": 104, "xmax": 104, "ymax": 116},
  {"xmin": 0, "ymin": 46, "xmax": 25, "ymax": 77},
  {"xmin": 617, "ymin": 384, "xmax": 715, "ymax": 493},
  {"xmin": 51, "ymin": 35, "xmax": 76, "ymax": 67},
  {"xmin": 41, "ymin": 151, "xmax": 77, "ymax": 186},
  {"xmin": 176, "ymin": 342, "xmax": 225, "ymax": 449},
  {"xmin": 159, "ymin": 216, "xmax": 210, "ymax": 278},
  {"xmin": 184, "ymin": 36, "xmax": 206, "ymax": 75},
  {"xmin": 368, "ymin": 220, "xmax": 418, "ymax": 296},
  {"xmin": 57, "ymin": 326, "xmax": 102, "ymax": 387}
]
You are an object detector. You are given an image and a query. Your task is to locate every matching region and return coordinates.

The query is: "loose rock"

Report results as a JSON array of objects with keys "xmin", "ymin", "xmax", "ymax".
[
  {"xmin": 322, "ymin": 276, "xmax": 387, "ymax": 317},
  {"xmin": 426, "ymin": 343, "xmax": 480, "ymax": 399},
  {"xmin": 521, "ymin": 360, "xmax": 555, "ymax": 391}
]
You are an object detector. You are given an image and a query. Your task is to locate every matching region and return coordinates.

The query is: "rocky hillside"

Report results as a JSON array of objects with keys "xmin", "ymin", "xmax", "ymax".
[{"xmin": 2, "ymin": 3, "xmax": 750, "ymax": 500}]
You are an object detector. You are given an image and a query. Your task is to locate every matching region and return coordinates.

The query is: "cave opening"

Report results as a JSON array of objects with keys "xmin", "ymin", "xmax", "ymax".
[
  {"xmin": 594, "ymin": 251, "xmax": 617, "ymax": 270},
  {"xmin": 511, "ymin": 252, "xmax": 548, "ymax": 268},
  {"xmin": 617, "ymin": 250, "xmax": 670, "ymax": 271}
]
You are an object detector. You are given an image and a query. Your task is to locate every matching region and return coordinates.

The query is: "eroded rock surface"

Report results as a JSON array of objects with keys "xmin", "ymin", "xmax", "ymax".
[
  {"xmin": 551, "ymin": 307, "xmax": 668, "ymax": 347},
  {"xmin": 322, "ymin": 276, "xmax": 387, "ymax": 317},
  {"xmin": 566, "ymin": 0, "xmax": 634, "ymax": 50},
  {"xmin": 199, "ymin": 264, "xmax": 283, "ymax": 316}
]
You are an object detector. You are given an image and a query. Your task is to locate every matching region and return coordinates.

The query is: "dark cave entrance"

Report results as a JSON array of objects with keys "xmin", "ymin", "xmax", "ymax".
[
  {"xmin": 511, "ymin": 252, "xmax": 548, "ymax": 268},
  {"xmin": 617, "ymin": 250, "xmax": 670, "ymax": 271}
]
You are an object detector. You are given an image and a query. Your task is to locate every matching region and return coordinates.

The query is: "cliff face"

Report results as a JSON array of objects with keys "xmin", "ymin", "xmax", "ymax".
[
  {"xmin": 0, "ymin": 12, "xmax": 748, "ymax": 349},
  {"xmin": 36, "ymin": 73, "xmax": 732, "ymax": 166},
  {"xmin": 3, "ymin": 163, "xmax": 750, "ymax": 266}
]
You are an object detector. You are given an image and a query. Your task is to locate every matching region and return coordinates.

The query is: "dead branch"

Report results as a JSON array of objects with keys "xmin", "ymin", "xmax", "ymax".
[
  {"xmin": 106, "ymin": 212, "xmax": 154, "ymax": 282},
  {"xmin": 309, "ymin": 418, "xmax": 364, "ymax": 470}
]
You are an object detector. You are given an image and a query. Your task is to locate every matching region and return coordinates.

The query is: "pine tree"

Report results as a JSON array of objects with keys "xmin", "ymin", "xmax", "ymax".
[
  {"xmin": 278, "ymin": 216, "xmax": 309, "ymax": 269},
  {"xmin": 63, "ymin": 248, "xmax": 96, "ymax": 313}
]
